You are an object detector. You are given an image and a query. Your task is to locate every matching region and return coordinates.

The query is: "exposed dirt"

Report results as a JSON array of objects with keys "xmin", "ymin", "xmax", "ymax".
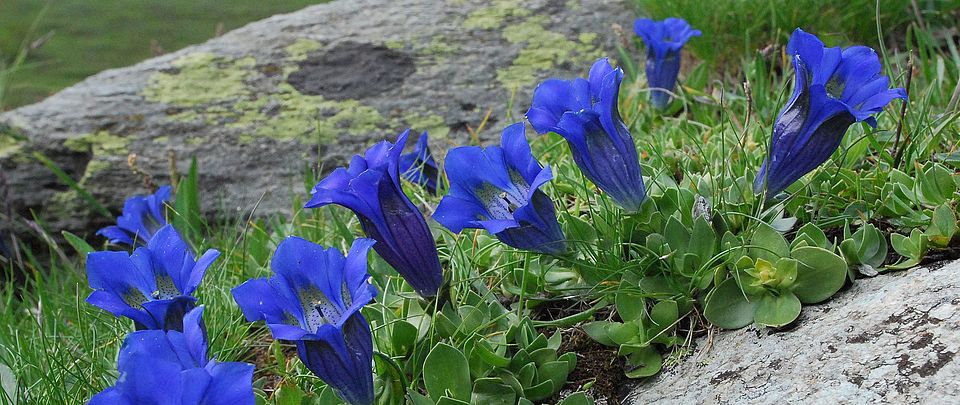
[
  {"xmin": 243, "ymin": 331, "xmax": 298, "ymax": 395},
  {"xmin": 552, "ymin": 328, "xmax": 629, "ymax": 405}
]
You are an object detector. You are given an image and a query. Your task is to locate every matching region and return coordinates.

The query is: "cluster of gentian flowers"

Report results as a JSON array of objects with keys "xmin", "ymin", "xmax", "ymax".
[
  {"xmin": 84, "ymin": 16, "xmax": 905, "ymax": 405},
  {"xmin": 85, "ymin": 186, "xmax": 254, "ymax": 403}
]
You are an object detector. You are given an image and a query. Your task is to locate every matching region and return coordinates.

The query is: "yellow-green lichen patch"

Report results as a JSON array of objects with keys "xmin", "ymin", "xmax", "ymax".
[
  {"xmin": 0, "ymin": 132, "xmax": 23, "ymax": 159},
  {"xmin": 416, "ymin": 34, "xmax": 461, "ymax": 65},
  {"xmin": 497, "ymin": 16, "xmax": 602, "ymax": 89},
  {"xmin": 227, "ymin": 84, "xmax": 384, "ymax": 143},
  {"xmin": 64, "ymin": 131, "xmax": 130, "ymax": 156},
  {"xmin": 385, "ymin": 40, "xmax": 406, "ymax": 51},
  {"xmin": 285, "ymin": 39, "xmax": 322, "ymax": 62},
  {"xmin": 463, "ymin": 0, "xmax": 531, "ymax": 30},
  {"xmin": 152, "ymin": 136, "xmax": 170, "ymax": 144},
  {"xmin": 401, "ymin": 113, "xmax": 450, "ymax": 139},
  {"xmin": 146, "ymin": 52, "xmax": 387, "ymax": 144},
  {"xmin": 81, "ymin": 159, "xmax": 113, "ymax": 181},
  {"xmin": 49, "ymin": 189, "xmax": 85, "ymax": 215},
  {"xmin": 144, "ymin": 52, "xmax": 256, "ymax": 107}
]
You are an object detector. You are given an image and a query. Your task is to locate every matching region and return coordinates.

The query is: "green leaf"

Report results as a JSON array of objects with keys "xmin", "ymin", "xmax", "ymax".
[
  {"xmin": 373, "ymin": 352, "xmax": 407, "ymax": 405},
  {"xmin": 606, "ymin": 322, "xmax": 639, "ymax": 345},
  {"xmin": 624, "ymin": 346, "xmax": 663, "ymax": 378},
  {"xmin": 536, "ymin": 360, "xmax": 572, "ymax": 387},
  {"xmin": 473, "ymin": 340, "xmax": 511, "ymax": 368},
  {"xmin": 663, "ymin": 216, "xmax": 691, "ymax": 252},
  {"xmin": 689, "ymin": 217, "xmax": 717, "ymax": 265},
  {"xmin": 558, "ymin": 352, "xmax": 577, "ymax": 373},
  {"xmin": 791, "ymin": 246, "xmax": 847, "ymax": 304},
  {"xmin": 274, "ymin": 383, "xmax": 307, "ymax": 405},
  {"xmin": 173, "ymin": 157, "xmax": 202, "ymax": 241},
  {"xmin": 563, "ymin": 213, "xmax": 598, "ymax": 246},
  {"xmin": 529, "ymin": 347, "xmax": 557, "ymax": 366},
  {"xmin": 649, "ymin": 300, "xmax": 678, "ymax": 333},
  {"xmin": 389, "ymin": 321, "xmax": 418, "ymax": 356},
  {"xmin": 615, "ymin": 292, "xmax": 645, "ymax": 322},
  {"xmin": 750, "ymin": 222, "xmax": 790, "ymax": 263},
  {"xmin": 517, "ymin": 362, "xmax": 537, "ymax": 387},
  {"xmin": 582, "ymin": 321, "xmax": 616, "ymax": 346},
  {"xmin": 523, "ymin": 380, "xmax": 557, "ymax": 402},
  {"xmin": 0, "ymin": 363, "xmax": 17, "ymax": 405},
  {"xmin": 927, "ymin": 204, "xmax": 957, "ymax": 247},
  {"xmin": 407, "ymin": 388, "xmax": 433, "ymax": 405},
  {"xmin": 917, "ymin": 163, "xmax": 957, "ymax": 207},
  {"xmin": 436, "ymin": 396, "xmax": 470, "ymax": 405},
  {"xmin": 423, "ymin": 343, "xmax": 471, "ymax": 402},
  {"xmin": 61, "ymin": 231, "xmax": 94, "ymax": 263},
  {"xmin": 753, "ymin": 292, "xmax": 801, "ymax": 328},
  {"xmin": 471, "ymin": 378, "xmax": 517, "ymax": 405},
  {"xmin": 558, "ymin": 392, "xmax": 595, "ymax": 405},
  {"xmin": 703, "ymin": 278, "xmax": 756, "ymax": 329}
]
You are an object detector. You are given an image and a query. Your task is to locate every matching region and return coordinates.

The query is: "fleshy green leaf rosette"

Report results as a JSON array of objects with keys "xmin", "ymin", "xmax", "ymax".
[{"xmin": 704, "ymin": 223, "xmax": 847, "ymax": 329}]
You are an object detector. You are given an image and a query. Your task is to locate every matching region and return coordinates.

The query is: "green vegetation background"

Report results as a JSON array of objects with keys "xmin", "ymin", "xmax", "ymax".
[{"xmin": 0, "ymin": 0, "xmax": 327, "ymax": 109}]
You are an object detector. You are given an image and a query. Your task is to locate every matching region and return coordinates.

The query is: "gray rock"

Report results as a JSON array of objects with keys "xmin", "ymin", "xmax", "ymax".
[
  {"xmin": 0, "ymin": 0, "xmax": 632, "ymax": 232},
  {"xmin": 626, "ymin": 260, "xmax": 960, "ymax": 404}
]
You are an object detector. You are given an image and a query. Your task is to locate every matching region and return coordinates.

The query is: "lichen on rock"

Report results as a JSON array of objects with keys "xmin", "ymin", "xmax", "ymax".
[
  {"xmin": 497, "ymin": 15, "xmax": 603, "ymax": 89},
  {"xmin": 285, "ymin": 39, "xmax": 323, "ymax": 62},
  {"xmin": 64, "ymin": 131, "xmax": 130, "ymax": 156},
  {"xmin": 401, "ymin": 113, "xmax": 450, "ymax": 139},
  {"xmin": 231, "ymin": 84, "xmax": 384, "ymax": 143},
  {"xmin": 143, "ymin": 52, "xmax": 255, "ymax": 107},
  {"xmin": 143, "ymin": 50, "xmax": 386, "ymax": 144},
  {"xmin": 0, "ymin": 131, "xmax": 23, "ymax": 159},
  {"xmin": 464, "ymin": 0, "xmax": 532, "ymax": 30}
]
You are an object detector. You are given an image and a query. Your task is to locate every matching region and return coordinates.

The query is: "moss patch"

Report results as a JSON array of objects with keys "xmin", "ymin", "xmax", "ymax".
[
  {"xmin": 64, "ymin": 131, "xmax": 130, "ymax": 156},
  {"xmin": 144, "ymin": 52, "xmax": 256, "ymax": 106},
  {"xmin": 464, "ymin": 0, "xmax": 531, "ymax": 30},
  {"xmin": 496, "ymin": 16, "xmax": 602, "ymax": 89}
]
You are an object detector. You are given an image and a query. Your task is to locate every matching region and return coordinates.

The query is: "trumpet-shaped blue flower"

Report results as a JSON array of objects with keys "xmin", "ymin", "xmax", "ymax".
[
  {"xmin": 304, "ymin": 130, "xmax": 443, "ymax": 297},
  {"xmin": 434, "ymin": 123, "xmax": 566, "ymax": 254},
  {"xmin": 633, "ymin": 18, "xmax": 701, "ymax": 110},
  {"xmin": 527, "ymin": 58, "xmax": 647, "ymax": 212},
  {"xmin": 754, "ymin": 28, "xmax": 907, "ymax": 197},
  {"xmin": 232, "ymin": 237, "xmax": 378, "ymax": 405},
  {"xmin": 89, "ymin": 306, "xmax": 255, "ymax": 405},
  {"xmin": 98, "ymin": 185, "xmax": 172, "ymax": 246},
  {"xmin": 86, "ymin": 224, "xmax": 220, "ymax": 331},
  {"xmin": 399, "ymin": 131, "xmax": 441, "ymax": 194}
]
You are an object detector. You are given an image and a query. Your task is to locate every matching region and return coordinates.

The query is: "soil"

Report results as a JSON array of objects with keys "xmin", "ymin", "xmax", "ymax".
[
  {"xmin": 244, "ymin": 331, "xmax": 298, "ymax": 395},
  {"xmin": 551, "ymin": 328, "xmax": 630, "ymax": 405}
]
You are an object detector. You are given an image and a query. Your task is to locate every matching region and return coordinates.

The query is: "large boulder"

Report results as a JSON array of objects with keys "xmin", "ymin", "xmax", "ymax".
[
  {"xmin": 0, "ymin": 0, "xmax": 632, "ymax": 232},
  {"xmin": 626, "ymin": 260, "xmax": 960, "ymax": 404}
]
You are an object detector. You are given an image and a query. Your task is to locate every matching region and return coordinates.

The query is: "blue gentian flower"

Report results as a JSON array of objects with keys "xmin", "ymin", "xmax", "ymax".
[
  {"xmin": 754, "ymin": 28, "xmax": 907, "ymax": 197},
  {"xmin": 526, "ymin": 58, "xmax": 647, "ymax": 212},
  {"xmin": 304, "ymin": 130, "xmax": 443, "ymax": 297},
  {"xmin": 434, "ymin": 123, "xmax": 566, "ymax": 255},
  {"xmin": 97, "ymin": 185, "xmax": 172, "ymax": 246},
  {"xmin": 89, "ymin": 306, "xmax": 255, "ymax": 405},
  {"xmin": 86, "ymin": 224, "xmax": 220, "ymax": 331},
  {"xmin": 232, "ymin": 237, "xmax": 378, "ymax": 405},
  {"xmin": 633, "ymin": 18, "xmax": 701, "ymax": 110},
  {"xmin": 399, "ymin": 131, "xmax": 441, "ymax": 194}
]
